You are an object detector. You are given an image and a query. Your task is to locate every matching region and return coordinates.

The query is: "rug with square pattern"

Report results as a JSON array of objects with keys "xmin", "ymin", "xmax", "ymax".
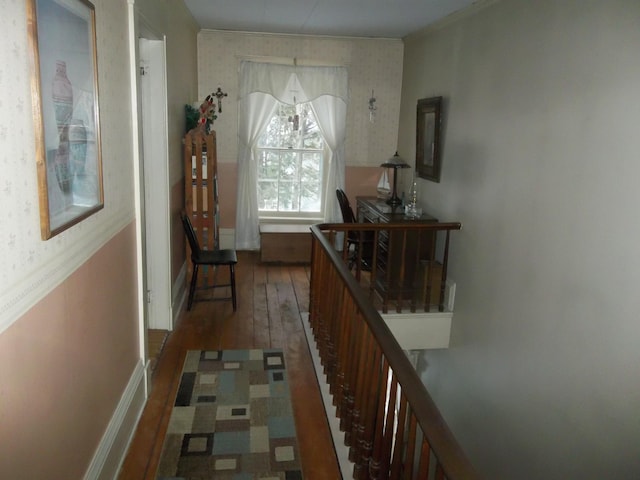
[{"xmin": 156, "ymin": 349, "xmax": 303, "ymax": 479}]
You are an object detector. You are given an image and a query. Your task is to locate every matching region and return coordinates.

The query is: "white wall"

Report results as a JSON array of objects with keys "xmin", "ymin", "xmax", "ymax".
[{"xmin": 399, "ymin": 0, "xmax": 640, "ymax": 477}]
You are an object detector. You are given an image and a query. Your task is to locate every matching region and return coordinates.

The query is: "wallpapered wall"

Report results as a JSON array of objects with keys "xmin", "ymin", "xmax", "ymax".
[
  {"xmin": 0, "ymin": 0, "xmax": 135, "ymax": 332},
  {"xmin": 196, "ymin": 31, "xmax": 404, "ymax": 168},
  {"xmin": 0, "ymin": 0, "xmax": 142, "ymax": 477}
]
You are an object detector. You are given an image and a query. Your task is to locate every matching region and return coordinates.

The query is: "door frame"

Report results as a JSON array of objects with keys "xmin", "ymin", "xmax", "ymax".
[
  {"xmin": 127, "ymin": 7, "xmax": 172, "ymax": 386},
  {"xmin": 139, "ymin": 36, "xmax": 172, "ymax": 332}
]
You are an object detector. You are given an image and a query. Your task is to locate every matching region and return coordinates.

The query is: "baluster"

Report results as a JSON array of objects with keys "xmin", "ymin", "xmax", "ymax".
[
  {"xmin": 395, "ymin": 229, "xmax": 408, "ymax": 313},
  {"xmin": 349, "ymin": 327, "xmax": 370, "ymax": 468},
  {"xmin": 332, "ymin": 291, "xmax": 351, "ymax": 407},
  {"xmin": 403, "ymin": 413, "xmax": 418, "ymax": 479},
  {"xmin": 323, "ymin": 266, "xmax": 341, "ymax": 375},
  {"xmin": 370, "ymin": 361, "xmax": 396, "ymax": 479},
  {"xmin": 355, "ymin": 336, "xmax": 382, "ymax": 479},
  {"xmin": 309, "ymin": 241, "xmax": 325, "ymax": 345},
  {"xmin": 350, "ymin": 325, "xmax": 373, "ymax": 472},
  {"xmin": 417, "ymin": 436, "xmax": 431, "ymax": 479},
  {"xmin": 382, "ymin": 227, "xmax": 392, "ymax": 313},
  {"xmin": 343, "ymin": 307, "xmax": 365, "ymax": 447},
  {"xmin": 342, "ymin": 226, "xmax": 350, "ymax": 264},
  {"xmin": 439, "ymin": 230, "xmax": 452, "ymax": 312},
  {"xmin": 390, "ymin": 390, "xmax": 408, "ymax": 478},
  {"xmin": 369, "ymin": 230, "xmax": 379, "ymax": 301},
  {"xmin": 334, "ymin": 301, "xmax": 361, "ymax": 438},
  {"xmin": 423, "ymin": 230, "xmax": 437, "ymax": 312},
  {"xmin": 409, "ymin": 227, "xmax": 422, "ymax": 313},
  {"xmin": 327, "ymin": 276, "xmax": 345, "ymax": 384}
]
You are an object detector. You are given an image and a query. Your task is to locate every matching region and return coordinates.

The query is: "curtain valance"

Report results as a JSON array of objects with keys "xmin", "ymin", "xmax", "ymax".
[{"xmin": 238, "ymin": 61, "xmax": 349, "ymax": 104}]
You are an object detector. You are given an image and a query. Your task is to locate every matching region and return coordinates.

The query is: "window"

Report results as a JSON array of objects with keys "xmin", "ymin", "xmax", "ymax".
[{"xmin": 256, "ymin": 102, "xmax": 326, "ymax": 220}]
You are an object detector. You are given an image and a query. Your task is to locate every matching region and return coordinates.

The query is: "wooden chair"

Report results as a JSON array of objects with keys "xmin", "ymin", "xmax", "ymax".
[
  {"xmin": 336, "ymin": 189, "xmax": 373, "ymax": 272},
  {"xmin": 180, "ymin": 211, "xmax": 238, "ymax": 311}
]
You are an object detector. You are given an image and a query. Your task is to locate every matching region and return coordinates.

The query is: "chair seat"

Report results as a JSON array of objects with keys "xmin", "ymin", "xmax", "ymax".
[{"xmin": 193, "ymin": 248, "xmax": 237, "ymax": 265}]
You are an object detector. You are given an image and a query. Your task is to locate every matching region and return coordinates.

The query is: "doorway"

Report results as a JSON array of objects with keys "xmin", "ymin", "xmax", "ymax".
[{"xmin": 139, "ymin": 37, "xmax": 171, "ymax": 331}]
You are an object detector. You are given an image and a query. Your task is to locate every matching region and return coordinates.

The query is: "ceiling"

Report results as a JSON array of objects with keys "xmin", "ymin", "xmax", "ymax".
[{"xmin": 183, "ymin": 0, "xmax": 478, "ymax": 39}]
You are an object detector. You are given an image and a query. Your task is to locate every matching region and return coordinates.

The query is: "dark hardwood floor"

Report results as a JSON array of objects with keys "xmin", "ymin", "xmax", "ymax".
[{"xmin": 118, "ymin": 251, "xmax": 342, "ymax": 479}]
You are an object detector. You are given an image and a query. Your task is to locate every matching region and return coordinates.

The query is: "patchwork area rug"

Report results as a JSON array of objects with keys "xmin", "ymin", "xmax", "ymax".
[{"xmin": 156, "ymin": 349, "xmax": 303, "ymax": 479}]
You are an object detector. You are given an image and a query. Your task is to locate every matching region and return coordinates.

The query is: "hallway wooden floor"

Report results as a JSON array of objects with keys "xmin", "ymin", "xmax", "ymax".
[{"xmin": 118, "ymin": 251, "xmax": 342, "ymax": 479}]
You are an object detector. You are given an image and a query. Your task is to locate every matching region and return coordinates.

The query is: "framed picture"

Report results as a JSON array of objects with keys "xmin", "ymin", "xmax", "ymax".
[
  {"xmin": 416, "ymin": 96, "xmax": 442, "ymax": 182},
  {"xmin": 27, "ymin": 0, "xmax": 103, "ymax": 239}
]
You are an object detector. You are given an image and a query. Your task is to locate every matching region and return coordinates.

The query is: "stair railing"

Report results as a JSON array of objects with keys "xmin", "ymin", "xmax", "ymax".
[{"xmin": 309, "ymin": 223, "xmax": 479, "ymax": 480}]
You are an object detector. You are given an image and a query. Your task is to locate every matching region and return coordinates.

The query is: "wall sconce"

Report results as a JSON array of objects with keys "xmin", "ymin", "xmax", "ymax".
[
  {"xmin": 380, "ymin": 152, "xmax": 410, "ymax": 206},
  {"xmin": 368, "ymin": 90, "xmax": 377, "ymax": 123}
]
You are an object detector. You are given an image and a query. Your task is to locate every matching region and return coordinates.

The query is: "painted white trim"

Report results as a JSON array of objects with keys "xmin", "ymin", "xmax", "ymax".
[
  {"xmin": 83, "ymin": 360, "xmax": 147, "ymax": 480},
  {"xmin": 300, "ymin": 312, "xmax": 353, "ymax": 478},
  {"xmin": 0, "ymin": 211, "xmax": 133, "ymax": 335},
  {"xmin": 382, "ymin": 311, "xmax": 453, "ymax": 350},
  {"xmin": 219, "ymin": 228, "xmax": 235, "ymax": 250},
  {"xmin": 127, "ymin": 0, "xmax": 149, "ymax": 383},
  {"xmin": 140, "ymin": 37, "xmax": 172, "ymax": 331}
]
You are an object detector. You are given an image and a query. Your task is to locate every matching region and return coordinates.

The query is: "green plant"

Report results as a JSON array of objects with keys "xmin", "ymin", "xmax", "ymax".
[
  {"xmin": 185, "ymin": 94, "xmax": 219, "ymax": 134},
  {"xmin": 185, "ymin": 104, "xmax": 200, "ymax": 133}
]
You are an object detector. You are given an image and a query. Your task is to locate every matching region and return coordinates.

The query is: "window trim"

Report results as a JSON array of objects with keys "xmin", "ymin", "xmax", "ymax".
[{"xmin": 255, "ymin": 144, "xmax": 329, "ymax": 222}]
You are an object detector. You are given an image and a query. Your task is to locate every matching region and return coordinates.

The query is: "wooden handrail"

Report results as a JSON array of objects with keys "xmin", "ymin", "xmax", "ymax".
[{"xmin": 309, "ymin": 223, "xmax": 479, "ymax": 480}]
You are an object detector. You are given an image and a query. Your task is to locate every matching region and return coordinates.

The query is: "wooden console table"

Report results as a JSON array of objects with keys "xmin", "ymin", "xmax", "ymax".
[{"xmin": 356, "ymin": 197, "xmax": 441, "ymax": 312}]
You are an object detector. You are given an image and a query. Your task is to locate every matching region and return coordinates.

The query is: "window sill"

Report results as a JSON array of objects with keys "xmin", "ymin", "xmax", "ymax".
[{"xmin": 259, "ymin": 218, "xmax": 323, "ymax": 225}]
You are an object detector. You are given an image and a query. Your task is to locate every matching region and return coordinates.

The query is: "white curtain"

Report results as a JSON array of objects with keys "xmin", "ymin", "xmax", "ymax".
[{"xmin": 235, "ymin": 61, "xmax": 348, "ymax": 250}]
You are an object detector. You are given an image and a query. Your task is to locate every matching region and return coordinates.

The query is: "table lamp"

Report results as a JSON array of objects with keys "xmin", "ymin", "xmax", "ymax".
[{"xmin": 380, "ymin": 152, "xmax": 410, "ymax": 206}]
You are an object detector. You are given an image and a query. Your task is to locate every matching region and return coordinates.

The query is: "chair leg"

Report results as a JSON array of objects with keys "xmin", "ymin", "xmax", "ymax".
[
  {"xmin": 230, "ymin": 264, "xmax": 237, "ymax": 311},
  {"xmin": 187, "ymin": 264, "xmax": 199, "ymax": 310}
]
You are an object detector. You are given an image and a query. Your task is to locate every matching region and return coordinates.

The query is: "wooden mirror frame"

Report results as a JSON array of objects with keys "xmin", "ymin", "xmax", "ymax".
[{"xmin": 416, "ymin": 96, "xmax": 442, "ymax": 182}]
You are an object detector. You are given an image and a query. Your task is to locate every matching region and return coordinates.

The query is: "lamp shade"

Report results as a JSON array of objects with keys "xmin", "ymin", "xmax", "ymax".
[
  {"xmin": 380, "ymin": 151, "xmax": 410, "ymax": 206},
  {"xmin": 380, "ymin": 151, "xmax": 410, "ymax": 169}
]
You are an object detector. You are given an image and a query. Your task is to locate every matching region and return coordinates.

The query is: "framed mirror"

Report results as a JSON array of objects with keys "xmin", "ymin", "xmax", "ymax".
[
  {"xmin": 27, "ymin": 0, "xmax": 104, "ymax": 239},
  {"xmin": 416, "ymin": 96, "xmax": 442, "ymax": 182}
]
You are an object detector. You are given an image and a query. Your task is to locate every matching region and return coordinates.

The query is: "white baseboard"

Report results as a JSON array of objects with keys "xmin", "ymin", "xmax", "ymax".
[
  {"xmin": 219, "ymin": 228, "xmax": 235, "ymax": 249},
  {"xmin": 83, "ymin": 360, "xmax": 147, "ymax": 480},
  {"xmin": 300, "ymin": 312, "xmax": 353, "ymax": 478},
  {"xmin": 382, "ymin": 311, "xmax": 453, "ymax": 350}
]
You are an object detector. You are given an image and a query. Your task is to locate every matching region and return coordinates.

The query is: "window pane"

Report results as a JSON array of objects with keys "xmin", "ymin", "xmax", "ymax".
[
  {"xmin": 279, "ymin": 151, "xmax": 298, "ymax": 180},
  {"xmin": 259, "ymin": 116, "xmax": 282, "ymax": 148},
  {"xmin": 258, "ymin": 150, "xmax": 280, "ymax": 179},
  {"xmin": 256, "ymin": 100, "xmax": 325, "ymax": 217},
  {"xmin": 301, "ymin": 152, "xmax": 321, "ymax": 183},
  {"xmin": 258, "ymin": 180, "xmax": 278, "ymax": 211},
  {"xmin": 302, "ymin": 131, "xmax": 323, "ymax": 149},
  {"xmin": 300, "ymin": 182, "xmax": 320, "ymax": 211},
  {"xmin": 278, "ymin": 181, "xmax": 299, "ymax": 211}
]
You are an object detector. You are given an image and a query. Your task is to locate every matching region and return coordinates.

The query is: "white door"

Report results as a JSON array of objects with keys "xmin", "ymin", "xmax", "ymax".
[{"xmin": 139, "ymin": 38, "xmax": 172, "ymax": 330}]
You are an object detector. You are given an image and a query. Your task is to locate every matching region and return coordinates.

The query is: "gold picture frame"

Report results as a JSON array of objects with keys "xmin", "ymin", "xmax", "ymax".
[
  {"xmin": 416, "ymin": 96, "xmax": 442, "ymax": 183},
  {"xmin": 27, "ymin": 0, "xmax": 104, "ymax": 239}
]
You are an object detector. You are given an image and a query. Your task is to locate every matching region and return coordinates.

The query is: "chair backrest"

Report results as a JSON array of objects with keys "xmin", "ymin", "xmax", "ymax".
[
  {"xmin": 180, "ymin": 211, "xmax": 201, "ymax": 257},
  {"xmin": 336, "ymin": 189, "xmax": 356, "ymax": 224}
]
